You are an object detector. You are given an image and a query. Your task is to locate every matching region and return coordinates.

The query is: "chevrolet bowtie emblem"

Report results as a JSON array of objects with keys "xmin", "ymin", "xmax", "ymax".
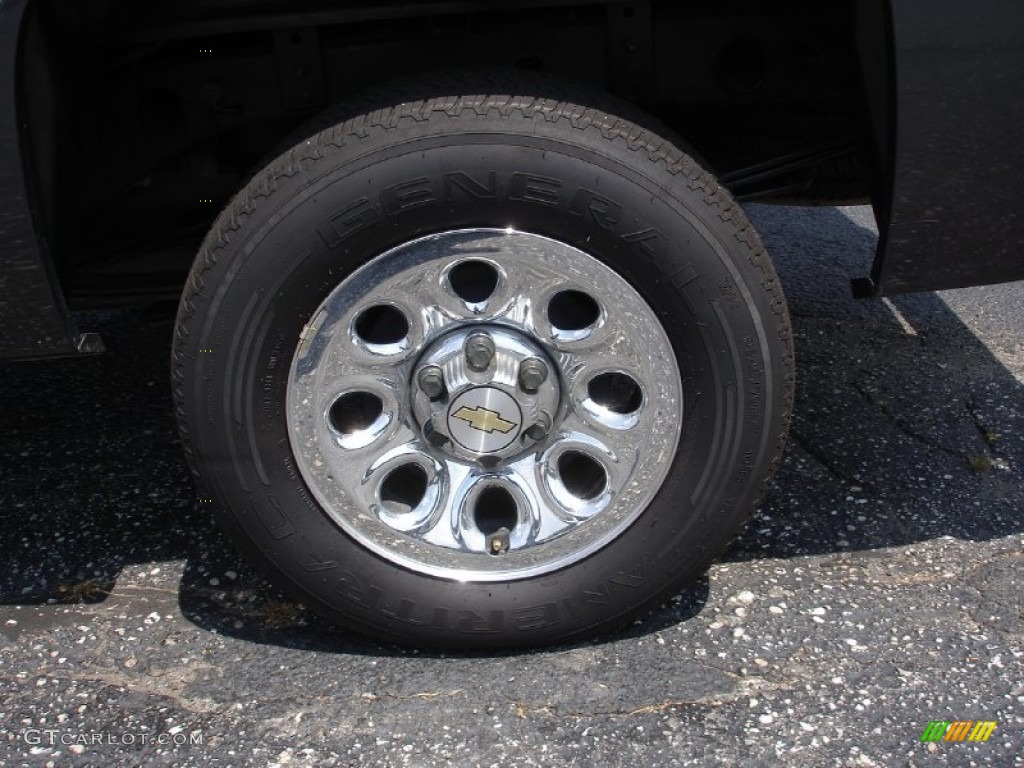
[{"xmin": 451, "ymin": 405, "xmax": 517, "ymax": 434}]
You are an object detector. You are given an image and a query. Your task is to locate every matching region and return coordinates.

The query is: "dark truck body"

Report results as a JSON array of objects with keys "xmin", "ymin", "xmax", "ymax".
[{"xmin": 1, "ymin": 0, "xmax": 1022, "ymax": 360}]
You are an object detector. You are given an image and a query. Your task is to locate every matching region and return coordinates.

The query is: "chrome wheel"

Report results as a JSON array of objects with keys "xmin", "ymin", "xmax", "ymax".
[{"xmin": 287, "ymin": 229, "xmax": 683, "ymax": 581}]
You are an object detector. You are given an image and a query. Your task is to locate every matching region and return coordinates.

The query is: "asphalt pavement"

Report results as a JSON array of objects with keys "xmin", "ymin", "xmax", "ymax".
[{"xmin": 1, "ymin": 205, "xmax": 1021, "ymax": 767}]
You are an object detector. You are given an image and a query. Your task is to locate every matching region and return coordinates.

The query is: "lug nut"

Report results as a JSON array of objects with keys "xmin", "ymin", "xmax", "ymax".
[
  {"xmin": 518, "ymin": 357, "xmax": 549, "ymax": 393},
  {"xmin": 525, "ymin": 413, "xmax": 552, "ymax": 442},
  {"xmin": 464, "ymin": 332, "xmax": 495, "ymax": 372},
  {"xmin": 417, "ymin": 365, "xmax": 446, "ymax": 399}
]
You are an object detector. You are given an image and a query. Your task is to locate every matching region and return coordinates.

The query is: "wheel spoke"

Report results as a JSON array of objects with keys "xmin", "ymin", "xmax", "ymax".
[
  {"xmin": 504, "ymin": 455, "xmax": 577, "ymax": 541},
  {"xmin": 485, "ymin": 259, "xmax": 552, "ymax": 333},
  {"xmin": 538, "ymin": 415, "xmax": 628, "ymax": 519},
  {"xmin": 318, "ymin": 425, "xmax": 418, "ymax": 505},
  {"xmin": 558, "ymin": 410, "xmax": 637, "ymax": 478},
  {"xmin": 419, "ymin": 464, "xmax": 543, "ymax": 554},
  {"xmin": 418, "ymin": 461, "xmax": 473, "ymax": 550}
]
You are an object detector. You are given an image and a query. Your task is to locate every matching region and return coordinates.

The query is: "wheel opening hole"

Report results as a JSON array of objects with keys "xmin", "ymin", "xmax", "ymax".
[
  {"xmin": 558, "ymin": 452, "xmax": 607, "ymax": 500},
  {"xmin": 448, "ymin": 260, "xmax": 499, "ymax": 303},
  {"xmin": 354, "ymin": 304, "xmax": 408, "ymax": 346},
  {"xmin": 588, "ymin": 372, "xmax": 643, "ymax": 414},
  {"xmin": 548, "ymin": 290, "xmax": 600, "ymax": 332},
  {"xmin": 329, "ymin": 392, "xmax": 384, "ymax": 435},
  {"xmin": 474, "ymin": 486, "xmax": 518, "ymax": 536},
  {"xmin": 380, "ymin": 464, "xmax": 428, "ymax": 514}
]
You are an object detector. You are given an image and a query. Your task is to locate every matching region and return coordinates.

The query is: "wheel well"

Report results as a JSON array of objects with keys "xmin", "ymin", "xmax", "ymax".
[{"xmin": 18, "ymin": 0, "xmax": 883, "ymax": 305}]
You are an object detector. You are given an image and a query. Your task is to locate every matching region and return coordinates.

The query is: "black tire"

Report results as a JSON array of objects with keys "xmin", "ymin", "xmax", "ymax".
[{"xmin": 172, "ymin": 71, "xmax": 793, "ymax": 649}]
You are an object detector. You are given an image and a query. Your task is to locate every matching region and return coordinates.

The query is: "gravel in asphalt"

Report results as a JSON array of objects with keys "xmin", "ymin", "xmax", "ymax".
[{"xmin": 0, "ymin": 205, "xmax": 1021, "ymax": 767}]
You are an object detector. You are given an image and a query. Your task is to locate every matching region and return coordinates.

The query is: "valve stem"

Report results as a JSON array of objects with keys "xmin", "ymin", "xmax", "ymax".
[{"xmin": 488, "ymin": 527, "xmax": 511, "ymax": 555}]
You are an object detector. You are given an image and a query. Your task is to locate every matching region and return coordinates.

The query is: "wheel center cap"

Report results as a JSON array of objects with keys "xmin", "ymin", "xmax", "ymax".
[
  {"xmin": 410, "ymin": 325, "xmax": 561, "ymax": 463},
  {"xmin": 447, "ymin": 387, "xmax": 522, "ymax": 454}
]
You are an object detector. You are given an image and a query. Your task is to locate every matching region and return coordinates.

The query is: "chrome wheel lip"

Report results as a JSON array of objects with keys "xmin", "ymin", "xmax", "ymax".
[{"xmin": 286, "ymin": 228, "xmax": 683, "ymax": 582}]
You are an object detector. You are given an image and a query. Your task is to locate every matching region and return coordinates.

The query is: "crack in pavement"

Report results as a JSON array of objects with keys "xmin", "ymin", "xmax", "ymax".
[
  {"xmin": 852, "ymin": 382, "xmax": 967, "ymax": 459},
  {"xmin": 788, "ymin": 428, "xmax": 863, "ymax": 487}
]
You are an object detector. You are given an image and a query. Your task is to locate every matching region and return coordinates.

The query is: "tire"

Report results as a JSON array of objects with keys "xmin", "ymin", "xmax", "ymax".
[{"xmin": 172, "ymin": 71, "xmax": 793, "ymax": 649}]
